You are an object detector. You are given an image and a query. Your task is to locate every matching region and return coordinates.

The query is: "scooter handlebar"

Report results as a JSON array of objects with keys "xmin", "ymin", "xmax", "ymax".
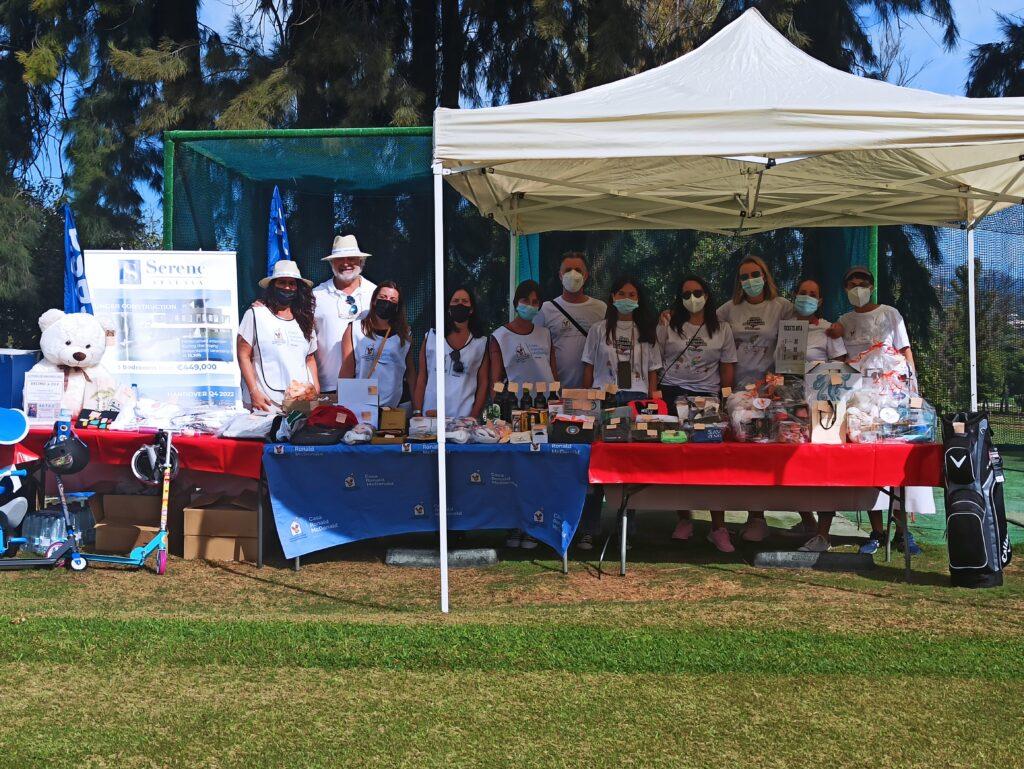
[{"xmin": 0, "ymin": 469, "xmax": 27, "ymax": 477}]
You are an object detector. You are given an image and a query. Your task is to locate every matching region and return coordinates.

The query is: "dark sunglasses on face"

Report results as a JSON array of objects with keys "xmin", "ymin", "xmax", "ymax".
[
  {"xmin": 450, "ymin": 348, "xmax": 464, "ymax": 373},
  {"xmin": 740, "ymin": 270, "xmax": 762, "ymax": 280},
  {"xmin": 681, "ymin": 289, "xmax": 705, "ymax": 299}
]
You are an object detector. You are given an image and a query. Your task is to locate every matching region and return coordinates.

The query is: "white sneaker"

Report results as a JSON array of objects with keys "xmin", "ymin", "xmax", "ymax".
[
  {"xmin": 799, "ymin": 534, "xmax": 830, "ymax": 553},
  {"xmin": 520, "ymin": 534, "xmax": 539, "ymax": 550},
  {"xmin": 505, "ymin": 529, "xmax": 522, "ymax": 548},
  {"xmin": 577, "ymin": 533, "xmax": 594, "ymax": 551}
]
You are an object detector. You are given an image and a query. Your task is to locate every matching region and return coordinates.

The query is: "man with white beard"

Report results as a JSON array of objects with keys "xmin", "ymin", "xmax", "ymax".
[{"xmin": 313, "ymin": 234, "xmax": 378, "ymax": 399}]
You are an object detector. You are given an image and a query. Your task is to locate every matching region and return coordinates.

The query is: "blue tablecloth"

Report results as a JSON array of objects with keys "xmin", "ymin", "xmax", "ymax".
[{"xmin": 263, "ymin": 443, "xmax": 591, "ymax": 559}]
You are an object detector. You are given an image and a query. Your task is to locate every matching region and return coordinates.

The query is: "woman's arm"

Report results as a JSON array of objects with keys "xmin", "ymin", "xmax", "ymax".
[
  {"xmin": 647, "ymin": 369, "xmax": 659, "ymax": 397},
  {"xmin": 720, "ymin": 362, "xmax": 735, "ymax": 391},
  {"xmin": 549, "ymin": 346, "xmax": 559, "ymax": 382},
  {"xmin": 412, "ymin": 340, "xmax": 428, "ymax": 413},
  {"xmin": 488, "ymin": 336, "xmax": 506, "ymax": 385},
  {"xmin": 901, "ymin": 346, "xmax": 915, "ymax": 373},
  {"xmin": 582, "ymin": 363, "xmax": 594, "ymax": 389},
  {"xmin": 470, "ymin": 351, "xmax": 490, "ymax": 420},
  {"xmin": 307, "ymin": 354, "xmax": 320, "ymax": 394},
  {"xmin": 404, "ymin": 347, "xmax": 417, "ymax": 403},
  {"xmin": 237, "ymin": 336, "xmax": 273, "ymax": 412},
  {"xmin": 339, "ymin": 325, "xmax": 355, "ymax": 378}
]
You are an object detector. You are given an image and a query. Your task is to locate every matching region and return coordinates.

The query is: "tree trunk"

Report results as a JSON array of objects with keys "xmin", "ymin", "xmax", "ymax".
[{"xmin": 410, "ymin": 0, "xmax": 438, "ymax": 120}]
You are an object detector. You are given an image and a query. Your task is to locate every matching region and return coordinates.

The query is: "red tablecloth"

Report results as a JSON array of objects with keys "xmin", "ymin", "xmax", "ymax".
[
  {"xmin": 18, "ymin": 428, "xmax": 264, "ymax": 480},
  {"xmin": 589, "ymin": 442, "xmax": 943, "ymax": 487}
]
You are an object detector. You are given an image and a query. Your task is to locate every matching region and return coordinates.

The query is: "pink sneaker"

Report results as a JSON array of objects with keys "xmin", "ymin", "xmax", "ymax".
[
  {"xmin": 707, "ymin": 527, "xmax": 735, "ymax": 553},
  {"xmin": 671, "ymin": 518, "xmax": 694, "ymax": 541},
  {"xmin": 740, "ymin": 517, "xmax": 769, "ymax": 542}
]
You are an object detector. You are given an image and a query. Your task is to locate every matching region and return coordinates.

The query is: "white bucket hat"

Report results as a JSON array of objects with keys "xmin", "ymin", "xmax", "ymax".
[
  {"xmin": 322, "ymin": 234, "xmax": 371, "ymax": 262},
  {"xmin": 259, "ymin": 259, "xmax": 313, "ymax": 288}
]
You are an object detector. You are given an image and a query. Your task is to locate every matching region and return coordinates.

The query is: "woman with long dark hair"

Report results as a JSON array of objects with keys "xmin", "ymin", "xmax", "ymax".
[
  {"xmin": 236, "ymin": 260, "xmax": 319, "ymax": 412},
  {"xmin": 413, "ymin": 286, "xmax": 490, "ymax": 419},
  {"xmin": 582, "ymin": 275, "xmax": 662, "ymax": 403},
  {"xmin": 340, "ymin": 280, "xmax": 416, "ymax": 409}
]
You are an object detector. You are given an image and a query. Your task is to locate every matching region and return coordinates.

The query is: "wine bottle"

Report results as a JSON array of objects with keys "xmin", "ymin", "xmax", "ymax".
[
  {"xmin": 520, "ymin": 383, "xmax": 534, "ymax": 410},
  {"xmin": 534, "ymin": 382, "xmax": 548, "ymax": 410}
]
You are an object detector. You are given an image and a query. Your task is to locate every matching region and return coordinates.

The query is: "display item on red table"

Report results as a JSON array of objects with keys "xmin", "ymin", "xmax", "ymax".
[{"xmin": 629, "ymin": 399, "xmax": 667, "ymax": 418}]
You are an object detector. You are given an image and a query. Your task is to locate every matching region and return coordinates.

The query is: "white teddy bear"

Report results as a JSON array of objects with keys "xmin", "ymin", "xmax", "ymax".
[{"xmin": 29, "ymin": 309, "xmax": 118, "ymax": 414}]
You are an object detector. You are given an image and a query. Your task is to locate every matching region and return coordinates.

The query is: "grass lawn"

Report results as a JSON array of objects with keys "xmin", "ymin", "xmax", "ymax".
[{"xmin": 1, "ymin": 512, "xmax": 1022, "ymax": 768}]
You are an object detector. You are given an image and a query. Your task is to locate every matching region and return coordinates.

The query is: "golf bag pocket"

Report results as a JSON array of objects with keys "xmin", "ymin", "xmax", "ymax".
[
  {"xmin": 945, "ymin": 489, "xmax": 992, "ymax": 571},
  {"xmin": 943, "ymin": 438, "xmax": 976, "ymax": 486}
]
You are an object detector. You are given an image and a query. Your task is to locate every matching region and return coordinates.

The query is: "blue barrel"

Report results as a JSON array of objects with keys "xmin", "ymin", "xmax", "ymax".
[{"xmin": 0, "ymin": 350, "xmax": 41, "ymax": 409}]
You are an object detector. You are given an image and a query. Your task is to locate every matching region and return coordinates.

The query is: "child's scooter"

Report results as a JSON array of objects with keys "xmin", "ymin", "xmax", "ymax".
[
  {"xmin": 83, "ymin": 430, "xmax": 174, "ymax": 574},
  {"xmin": 0, "ymin": 415, "xmax": 88, "ymax": 571}
]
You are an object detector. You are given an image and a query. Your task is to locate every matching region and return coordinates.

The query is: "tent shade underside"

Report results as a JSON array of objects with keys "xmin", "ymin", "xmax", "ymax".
[{"xmin": 434, "ymin": 9, "xmax": 1024, "ymax": 235}]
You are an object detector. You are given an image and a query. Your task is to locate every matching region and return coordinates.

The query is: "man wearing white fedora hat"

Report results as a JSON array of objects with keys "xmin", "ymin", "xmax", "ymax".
[{"xmin": 313, "ymin": 234, "xmax": 377, "ymax": 396}]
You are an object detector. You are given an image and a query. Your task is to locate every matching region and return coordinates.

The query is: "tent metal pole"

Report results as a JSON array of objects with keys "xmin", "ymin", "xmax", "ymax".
[
  {"xmin": 508, "ymin": 231, "xmax": 517, "ymax": 321},
  {"xmin": 432, "ymin": 161, "xmax": 450, "ymax": 613},
  {"xmin": 967, "ymin": 227, "xmax": 978, "ymax": 412}
]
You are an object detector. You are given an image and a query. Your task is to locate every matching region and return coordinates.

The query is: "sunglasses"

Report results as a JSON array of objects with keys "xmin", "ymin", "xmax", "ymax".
[
  {"xmin": 450, "ymin": 348, "xmax": 464, "ymax": 374},
  {"xmin": 681, "ymin": 289, "xmax": 705, "ymax": 299},
  {"xmin": 337, "ymin": 294, "xmax": 358, "ymax": 318},
  {"xmin": 740, "ymin": 270, "xmax": 763, "ymax": 280}
]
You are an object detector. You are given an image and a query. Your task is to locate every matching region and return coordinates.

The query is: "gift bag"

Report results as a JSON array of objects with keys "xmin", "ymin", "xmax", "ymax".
[{"xmin": 810, "ymin": 400, "xmax": 847, "ymax": 444}]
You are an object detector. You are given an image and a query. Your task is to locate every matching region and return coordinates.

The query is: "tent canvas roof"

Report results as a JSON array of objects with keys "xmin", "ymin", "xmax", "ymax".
[{"xmin": 434, "ymin": 8, "xmax": 1024, "ymax": 235}]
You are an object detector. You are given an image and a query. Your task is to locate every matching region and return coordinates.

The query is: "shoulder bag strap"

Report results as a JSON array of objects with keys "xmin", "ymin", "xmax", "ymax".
[
  {"xmin": 658, "ymin": 321, "xmax": 705, "ymax": 386},
  {"xmin": 550, "ymin": 299, "xmax": 588, "ymax": 337},
  {"xmin": 365, "ymin": 325, "xmax": 392, "ymax": 379}
]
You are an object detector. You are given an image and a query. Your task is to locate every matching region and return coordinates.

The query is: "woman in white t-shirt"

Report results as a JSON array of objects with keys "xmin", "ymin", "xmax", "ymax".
[
  {"xmin": 237, "ymin": 260, "xmax": 319, "ymax": 412},
  {"xmin": 340, "ymin": 281, "xmax": 416, "ymax": 409},
  {"xmin": 659, "ymin": 274, "xmax": 736, "ymax": 552},
  {"xmin": 582, "ymin": 276, "xmax": 662, "ymax": 401},
  {"xmin": 489, "ymin": 280, "xmax": 557, "ymax": 389},
  {"xmin": 780, "ymin": 278, "xmax": 847, "ymax": 553},
  {"xmin": 717, "ymin": 254, "xmax": 794, "ymax": 543},
  {"xmin": 413, "ymin": 286, "xmax": 490, "ymax": 419},
  {"xmin": 829, "ymin": 265, "xmax": 923, "ymax": 557}
]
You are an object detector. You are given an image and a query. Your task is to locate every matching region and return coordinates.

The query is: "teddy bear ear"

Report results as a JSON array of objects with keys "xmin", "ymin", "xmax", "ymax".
[{"xmin": 38, "ymin": 309, "xmax": 66, "ymax": 332}]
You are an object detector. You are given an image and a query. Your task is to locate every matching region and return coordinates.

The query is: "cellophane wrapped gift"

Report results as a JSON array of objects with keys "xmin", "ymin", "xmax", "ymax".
[
  {"xmin": 769, "ymin": 379, "xmax": 811, "ymax": 444},
  {"xmin": 726, "ymin": 380, "xmax": 775, "ymax": 443}
]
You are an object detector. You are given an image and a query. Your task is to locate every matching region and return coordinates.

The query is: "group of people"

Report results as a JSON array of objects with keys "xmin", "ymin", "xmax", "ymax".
[{"xmin": 236, "ymin": 234, "xmax": 920, "ymax": 556}]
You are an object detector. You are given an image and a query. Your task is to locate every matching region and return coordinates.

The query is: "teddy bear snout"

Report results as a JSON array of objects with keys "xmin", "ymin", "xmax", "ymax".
[{"xmin": 72, "ymin": 351, "xmax": 87, "ymax": 362}]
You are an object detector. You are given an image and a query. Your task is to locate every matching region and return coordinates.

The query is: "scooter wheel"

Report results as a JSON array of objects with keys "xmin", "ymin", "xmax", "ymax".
[
  {"xmin": 156, "ymin": 549, "xmax": 167, "ymax": 576},
  {"xmin": 69, "ymin": 554, "xmax": 87, "ymax": 572},
  {"xmin": 45, "ymin": 542, "xmax": 65, "ymax": 568}
]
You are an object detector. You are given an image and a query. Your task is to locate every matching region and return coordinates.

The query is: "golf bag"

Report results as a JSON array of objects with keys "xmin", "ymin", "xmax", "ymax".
[{"xmin": 941, "ymin": 411, "xmax": 1012, "ymax": 588}]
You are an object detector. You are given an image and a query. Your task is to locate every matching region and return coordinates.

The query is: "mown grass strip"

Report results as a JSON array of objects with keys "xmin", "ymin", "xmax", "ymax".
[{"xmin": 1, "ymin": 617, "xmax": 1021, "ymax": 678}]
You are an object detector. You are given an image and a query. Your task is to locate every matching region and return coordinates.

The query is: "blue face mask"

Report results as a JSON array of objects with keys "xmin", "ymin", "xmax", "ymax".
[
  {"xmin": 794, "ymin": 295, "xmax": 819, "ymax": 316},
  {"xmin": 516, "ymin": 303, "xmax": 539, "ymax": 321},
  {"xmin": 613, "ymin": 298, "xmax": 640, "ymax": 315},
  {"xmin": 741, "ymin": 276, "xmax": 765, "ymax": 298}
]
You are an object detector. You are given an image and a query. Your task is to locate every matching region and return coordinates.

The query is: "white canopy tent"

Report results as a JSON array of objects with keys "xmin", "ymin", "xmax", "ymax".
[{"xmin": 429, "ymin": 8, "xmax": 1024, "ymax": 611}]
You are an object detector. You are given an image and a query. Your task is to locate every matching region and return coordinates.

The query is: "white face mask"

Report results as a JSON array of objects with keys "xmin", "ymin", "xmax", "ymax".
[
  {"xmin": 847, "ymin": 286, "xmax": 872, "ymax": 308},
  {"xmin": 682, "ymin": 295, "xmax": 706, "ymax": 313},
  {"xmin": 561, "ymin": 269, "xmax": 585, "ymax": 293},
  {"xmin": 334, "ymin": 264, "xmax": 362, "ymax": 283}
]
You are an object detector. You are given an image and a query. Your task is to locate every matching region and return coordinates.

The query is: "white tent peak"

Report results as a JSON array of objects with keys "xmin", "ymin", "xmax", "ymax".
[{"xmin": 435, "ymin": 7, "xmax": 1024, "ymax": 234}]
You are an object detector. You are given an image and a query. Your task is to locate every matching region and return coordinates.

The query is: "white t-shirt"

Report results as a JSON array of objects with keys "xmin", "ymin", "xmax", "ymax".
[
  {"xmin": 492, "ymin": 324, "xmax": 554, "ymax": 386},
  {"xmin": 536, "ymin": 296, "xmax": 607, "ymax": 389},
  {"xmin": 423, "ymin": 330, "xmax": 487, "ymax": 418},
  {"xmin": 779, "ymin": 317, "xmax": 847, "ymax": 365},
  {"xmin": 657, "ymin": 321, "xmax": 737, "ymax": 393},
  {"xmin": 351, "ymin": 323, "xmax": 411, "ymax": 408},
  {"xmin": 312, "ymin": 276, "xmax": 377, "ymax": 392},
  {"xmin": 839, "ymin": 305, "xmax": 911, "ymax": 367},
  {"xmin": 237, "ymin": 306, "xmax": 317, "ymax": 410},
  {"xmin": 582, "ymin": 320, "xmax": 663, "ymax": 394},
  {"xmin": 717, "ymin": 296, "xmax": 794, "ymax": 387}
]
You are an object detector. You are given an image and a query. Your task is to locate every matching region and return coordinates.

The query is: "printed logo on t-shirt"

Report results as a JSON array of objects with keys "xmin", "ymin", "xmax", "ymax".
[
  {"xmin": 743, "ymin": 316, "xmax": 766, "ymax": 331},
  {"xmin": 513, "ymin": 343, "xmax": 531, "ymax": 363},
  {"xmin": 615, "ymin": 334, "xmax": 632, "ymax": 357}
]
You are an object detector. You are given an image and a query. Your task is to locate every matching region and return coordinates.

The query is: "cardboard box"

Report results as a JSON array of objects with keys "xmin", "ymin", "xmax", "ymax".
[
  {"xmin": 184, "ymin": 535, "xmax": 259, "ymax": 562},
  {"xmin": 182, "ymin": 492, "xmax": 259, "ymax": 563},
  {"xmin": 370, "ymin": 433, "xmax": 405, "ymax": 445},
  {"xmin": 94, "ymin": 522, "xmax": 159, "ymax": 553},
  {"xmin": 90, "ymin": 494, "xmax": 161, "ymax": 527},
  {"xmin": 378, "ymin": 407, "xmax": 407, "ymax": 436}
]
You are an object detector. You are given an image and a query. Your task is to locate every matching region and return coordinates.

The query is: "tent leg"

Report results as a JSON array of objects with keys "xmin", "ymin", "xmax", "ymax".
[
  {"xmin": 967, "ymin": 228, "xmax": 978, "ymax": 412},
  {"xmin": 508, "ymin": 231, "xmax": 517, "ymax": 321},
  {"xmin": 433, "ymin": 161, "xmax": 450, "ymax": 614}
]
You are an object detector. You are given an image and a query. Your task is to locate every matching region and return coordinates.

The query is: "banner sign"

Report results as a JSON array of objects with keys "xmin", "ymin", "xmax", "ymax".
[
  {"xmin": 263, "ymin": 443, "xmax": 590, "ymax": 559},
  {"xmin": 84, "ymin": 250, "xmax": 241, "ymax": 407},
  {"xmin": 63, "ymin": 204, "xmax": 93, "ymax": 315}
]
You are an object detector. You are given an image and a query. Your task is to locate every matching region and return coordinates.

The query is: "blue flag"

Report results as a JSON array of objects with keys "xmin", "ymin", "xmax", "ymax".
[
  {"xmin": 267, "ymin": 186, "xmax": 291, "ymax": 275},
  {"xmin": 63, "ymin": 204, "xmax": 93, "ymax": 314}
]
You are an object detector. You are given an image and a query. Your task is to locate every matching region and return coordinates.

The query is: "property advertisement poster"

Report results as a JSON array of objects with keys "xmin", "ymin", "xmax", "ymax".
[{"xmin": 84, "ymin": 250, "xmax": 241, "ymax": 407}]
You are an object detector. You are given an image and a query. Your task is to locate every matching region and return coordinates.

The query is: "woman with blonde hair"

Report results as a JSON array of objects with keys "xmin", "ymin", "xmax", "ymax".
[{"xmin": 716, "ymin": 253, "xmax": 794, "ymax": 544}]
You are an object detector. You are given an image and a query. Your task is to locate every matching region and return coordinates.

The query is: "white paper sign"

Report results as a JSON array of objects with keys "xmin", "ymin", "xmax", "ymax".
[
  {"xmin": 338, "ymin": 378, "xmax": 380, "ymax": 428},
  {"xmin": 84, "ymin": 250, "xmax": 240, "ymax": 408},
  {"xmin": 774, "ymin": 320, "xmax": 808, "ymax": 375},
  {"xmin": 22, "ymin": 371, "xmax": 64, "ymax": 424}
]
